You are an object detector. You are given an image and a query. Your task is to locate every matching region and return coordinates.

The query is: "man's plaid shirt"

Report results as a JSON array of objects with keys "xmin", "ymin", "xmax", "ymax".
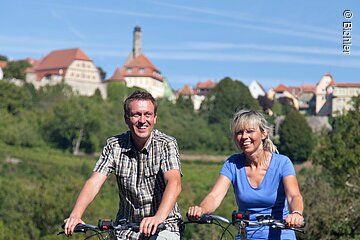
[{"xmin": 94, "ymin": 129, "xmax": 183, "ymax": 239}]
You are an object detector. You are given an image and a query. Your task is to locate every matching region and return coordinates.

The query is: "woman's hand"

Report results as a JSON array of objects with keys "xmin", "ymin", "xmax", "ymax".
[{"xmin": 285, "ymin": 212, "xmax": 304, "ymax": 228}]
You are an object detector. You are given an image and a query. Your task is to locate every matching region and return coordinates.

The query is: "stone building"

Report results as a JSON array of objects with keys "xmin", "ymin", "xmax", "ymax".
[
  {"xmin": 108, "ymin": 26, "xmax": 168, "ymax": 98},
  {"xmin": 26, "ymin": 48, "xmax": 106, "ymax": 98}
]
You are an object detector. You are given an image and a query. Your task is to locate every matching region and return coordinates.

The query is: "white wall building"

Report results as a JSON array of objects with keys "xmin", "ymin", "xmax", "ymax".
[{"xmin": 26, "ymin": 48, "xmax": 107, "ymax": 98}]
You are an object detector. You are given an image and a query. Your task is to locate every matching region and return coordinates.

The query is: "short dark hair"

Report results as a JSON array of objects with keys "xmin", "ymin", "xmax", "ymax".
[{"xmin": 123, "ymin": 90, "xmax": 158, "ymax": 117}]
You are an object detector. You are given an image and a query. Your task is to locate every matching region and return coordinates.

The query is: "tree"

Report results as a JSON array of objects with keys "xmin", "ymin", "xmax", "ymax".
[
  {"xmin": 0, "ymin": 110, "xmax": 43, "ymax": 147},
  {"xmin": 3, "ymin": 60, "xmax": 31, "ymax": 80},
  {"xmin": 278, "ymin": 110, "xmax": 315, "ymax": 163},
  {"xmin": 0, "ymin": 55, "xmax": 8, "ymax": 61},
  {"xmin": 37, "ymin": 83, "xmax": 74, "ymax": 102},
  {"xmin": 0, "ymin": 81, "xmax": 33, "ymax": 114},
  {"xmin": 308, "ymin": 96, "xmax": 360, "ymax": 239},
  {"xmin": 201, "ymin": 77, "xmax": 260, "ymax": 124},
  {"xmin": 43, "ymin": 96, "xmax": 105, "ymax": 154},
  {"xmin": 176, "ymin": 95, "xmax": 194, "ymax": 110},
  {"xmin": 313, "ymin": 96, "xmax": 360, "ymax": 187},
  {"xmin": 107, "ymin": 81, "xmax": 145, "ymax": 104}
]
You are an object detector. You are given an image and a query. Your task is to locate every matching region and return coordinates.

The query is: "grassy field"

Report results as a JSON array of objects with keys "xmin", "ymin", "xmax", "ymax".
[{"xmin": 0, "ymin": 143, "xmax": 239, "ymax": 240}]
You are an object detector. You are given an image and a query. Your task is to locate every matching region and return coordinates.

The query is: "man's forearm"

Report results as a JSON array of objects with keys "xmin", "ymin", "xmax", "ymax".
[
  {"xmin": 155, "ymin": 174, "xmax": 181, "ymax": 221},
  {"xmin": 70, "ymin": 172, "xmax": 107, "ymax": 218}
]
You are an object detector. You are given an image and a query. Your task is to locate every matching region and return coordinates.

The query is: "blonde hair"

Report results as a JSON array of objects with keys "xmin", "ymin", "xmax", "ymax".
[{"xmin": 231, "ymin": 110, "xmax": 278, "ymax": 153}]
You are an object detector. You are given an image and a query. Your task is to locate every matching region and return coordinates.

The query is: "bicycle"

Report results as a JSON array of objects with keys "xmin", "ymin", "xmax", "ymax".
[
  {"xmin": 184, "ymin": 211, "xmax": 305, "ymax": 240},
  {"xmin": 58, "ymin": 218, "xmax": 166, "ymax": 240}
]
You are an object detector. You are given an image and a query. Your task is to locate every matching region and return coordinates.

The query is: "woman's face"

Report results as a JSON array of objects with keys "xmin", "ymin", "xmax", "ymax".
[{"xmin": 234, "ymin": 125, "xmax": 266, "ymax": 155}]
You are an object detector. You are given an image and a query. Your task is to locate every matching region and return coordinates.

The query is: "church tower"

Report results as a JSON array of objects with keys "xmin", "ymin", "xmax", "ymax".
[{"xmin": 132, "ymin": 26, "xmax": 142, "ymax": 58}]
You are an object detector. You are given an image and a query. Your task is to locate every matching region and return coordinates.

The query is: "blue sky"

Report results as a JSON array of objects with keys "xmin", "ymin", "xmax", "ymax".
[{"xmin": 2, "ymin": 0, "xmax": 359, "ymax": 90}]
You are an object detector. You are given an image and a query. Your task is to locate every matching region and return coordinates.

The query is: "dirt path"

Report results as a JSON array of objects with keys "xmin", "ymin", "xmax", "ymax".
[
  {"xmin": 180, "ymin": 154, "xmax": 228, "ymax": 162},
  {"xmin": 180, "ymin": 154, "xmax": 314, "ymax": 171}
]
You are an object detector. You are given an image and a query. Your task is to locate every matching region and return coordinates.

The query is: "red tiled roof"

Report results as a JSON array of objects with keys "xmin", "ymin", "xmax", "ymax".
[
  {"xmin": 26, "ymin": 58, "xmax": 40, "ymax": 66},
  {"xmin": 178, "ymin": 84, "xmax": 193, "ymax": 95},
  {"xmin": 329, "ymin": 82, "xmax": 360, "ymax": 87},
  {"xmin": 324, "ymin": 72, "xmax": 333, "ymax": 78},
  {"xmin": 113, "ymin": 54, "xmax": 163, "ymax": 81},
  {"xmin": 35, "ymin": 48, "xmax": 91, "ymax": 71},
  {"xmin": 195, "ymin": 80, "xmax": 216, "ymax": 89},
  {"xmin": 29, "ymin": 48, "xmax": 92, "ymax": 81},
  {"xmin": 301, "ymin": 84, "xmax": 316, "ymax": 93},
  {"xmin": 273, "ymin": 84, "xmax": 288, "ymax": 92},
  {"xmin": 125, "ymin": 54, "xmax": 159, "ymax": 71},
  {"xmin": 287, "ymin": 86, "xmax": 301, "ymax": 96},
  {"xmin": 109, "ymin": 67, "xmax": 125, "ymax": 81}
]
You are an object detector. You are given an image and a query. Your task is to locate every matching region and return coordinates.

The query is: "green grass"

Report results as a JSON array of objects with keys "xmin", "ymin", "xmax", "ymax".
[{"xmin": 0, "ymin": 144, "xmax": 237, "ymax": 240}]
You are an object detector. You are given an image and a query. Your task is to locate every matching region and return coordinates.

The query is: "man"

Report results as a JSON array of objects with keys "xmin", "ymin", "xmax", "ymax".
[{"xmin": 64, "ymin": 91, "xmax": 183, "ymax": 239}]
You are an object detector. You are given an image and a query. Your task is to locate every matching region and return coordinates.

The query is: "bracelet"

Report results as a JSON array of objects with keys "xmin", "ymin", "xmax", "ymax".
[{"xmin": 291, "ymin": 210, "xmax": 303, "ymax": 216}]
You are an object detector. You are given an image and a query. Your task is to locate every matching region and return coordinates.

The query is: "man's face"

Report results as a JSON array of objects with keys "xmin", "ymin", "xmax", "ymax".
[{"xmin": 125, "ymin": 100, "xmax": 157, "ymax": 147}]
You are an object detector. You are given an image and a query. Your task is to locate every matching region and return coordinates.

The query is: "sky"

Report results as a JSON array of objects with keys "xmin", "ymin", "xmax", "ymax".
[{"xmin": 2, "ymin": 0, "xmax": 360, "ymax": 91}]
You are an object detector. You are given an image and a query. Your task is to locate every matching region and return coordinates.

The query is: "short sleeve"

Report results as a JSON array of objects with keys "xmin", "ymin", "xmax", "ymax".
[
  {"xmin": 161, "ymin": 139, "xmax": 182, "ymax": 174},
  {"xmin": 220, "ymin": 156, "xmax": 236, "ymax": 183},
  {"xmin": 93, "ymin": 142, "xmax": 115, "ymax": 176},
  {"xmin": 282, "ymin": 156, "xmax": 296, "ymax": 177}
]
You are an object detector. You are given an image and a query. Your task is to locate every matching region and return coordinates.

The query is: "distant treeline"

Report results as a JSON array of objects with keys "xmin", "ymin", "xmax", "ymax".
[{"xmin": 0, "ymin": 77, "xmax": 315, "ymax": 160}]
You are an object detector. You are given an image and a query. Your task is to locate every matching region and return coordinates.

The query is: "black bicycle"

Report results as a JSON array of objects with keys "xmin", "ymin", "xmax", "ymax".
[
  {"xmin": 184, "ymin": 211, "xmax": 305, "ymax": 240},
  {"xmin": 58, "ymin": 218, "xmax": 166, "ymax": 240}
]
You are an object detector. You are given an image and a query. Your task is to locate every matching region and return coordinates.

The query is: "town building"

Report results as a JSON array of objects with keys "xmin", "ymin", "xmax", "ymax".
[
  {"xmin": 25, "ymin": 48, "xmax": 106, "ymax": 98},
  {"xmin": 248, "ymin": 80, "xmax": 266, "ymax": 99},
  {"xmin": 297, "ymin": 84, "xmax": 316, "ymax": 115},
  {"xmin": 315, "ymin": 73, "xmax": 334, "ymax": 115},
  {"xmin": 315, "ymin": 73, "xmax": 360, "ymax": 116},
  {"xmin": 268, "ymin": 84, "xmax": 300, "ymax": 110},
  {"xmin": 108, "ymin": 26, "xmax": 171, "ymax": 98},
  {"xmin": 327, "ymin": 82, "xmax": 360, "ymax": 116}
]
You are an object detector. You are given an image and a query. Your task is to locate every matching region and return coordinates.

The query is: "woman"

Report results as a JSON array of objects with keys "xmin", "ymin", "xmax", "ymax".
[{"xmin": 187, "ymin": 110, "xmax": 304, "ymax": 239}]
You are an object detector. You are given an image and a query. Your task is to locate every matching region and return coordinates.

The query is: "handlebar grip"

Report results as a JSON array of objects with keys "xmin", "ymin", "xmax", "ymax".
[
  {"xmin": 157, "ymin": 223, "xmax": 166, "ymax": 231},
  {"xmin": 186, "ymin": 214, "xmax": 213, "ymax": 224},
  {"xmin": 73, "ymin": 224, "xmax": 87, "ymax": 233},
  {"xmin": 114, "ymin": 223, "xmax": 166, "ymax": 232},
  {"xmin": 57, "ymin": 223, "xmax": 87, "ymax": 235}
]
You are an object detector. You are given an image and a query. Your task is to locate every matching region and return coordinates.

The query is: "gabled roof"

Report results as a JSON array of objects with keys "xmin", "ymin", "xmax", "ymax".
[
  {"xmin": 177, "ymin": 84, "xmax": 193, "ymax": 96},
  {"xmin": 111, "ymin": 54, "xmax": 163, "ymax": 81},
  {"xmin": 286, "ymin": 86, "xmax": 301, "ymax": 96},
  {"xmin": 250, "ymin": 80, "xmax": 266, "ymax": 92},
  {"xmin": 301, "ymin": 84, "xmax": 316, "ymax": 93},
  {"xmin": 34, "ymin": 48, "xmax": 91, "ymax": 71},
  {"xmin": 273, "ymin": 84, "xmax": 288, "ymax": 92},
  {"xmin": 195, "ymin": 80, "xmax": 216, "ymax": 89},
  {"xmin": 26, "ymin": 48, "xmax": 92, "ymax": 81},
  {"xmin": 329, "ymin": 82, "xmax": 360, "ymax": 87},
  {"xmin": 324, "ymin": 72, "xmax": 333, "ymax": 78},
  {"xmin": 108, "ymin": 67, "xmax": 125, "ymax": 81},
  {"xmin": 125, "ymin": 54, "xmax": 160, "ymax": 72}
]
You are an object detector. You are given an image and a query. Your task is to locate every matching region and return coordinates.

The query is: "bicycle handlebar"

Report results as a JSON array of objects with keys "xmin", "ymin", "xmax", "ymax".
[
  {"xmin": 185, "ymin": 213, "xmax": 305, "ymax": 233},
  {"xmin": 58, "ymin": 219, "xmax": 166, "ymax": 236},
  {"xmin": 187, "ymin": 214, "xmax": 231, "ymax": 225}
]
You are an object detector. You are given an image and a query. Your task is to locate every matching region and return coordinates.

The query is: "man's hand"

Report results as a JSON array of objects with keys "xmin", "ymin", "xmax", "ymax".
[
  {"xmin": 187, "ymin": 205, "xmax": 206, "ymax": 221},
  {"xmin": 139, "ymin": 215, "xmax": 164, "ymax": 237},
  {"xmin": 63, "ymin": 217, "xmax": 85, "ymax": 236}
]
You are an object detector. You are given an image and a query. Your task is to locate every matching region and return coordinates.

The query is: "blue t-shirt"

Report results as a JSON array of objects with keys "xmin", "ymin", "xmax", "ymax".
[{"xmin": 220, "ymin": 153, "xmax": 297, "ymax": 240}]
